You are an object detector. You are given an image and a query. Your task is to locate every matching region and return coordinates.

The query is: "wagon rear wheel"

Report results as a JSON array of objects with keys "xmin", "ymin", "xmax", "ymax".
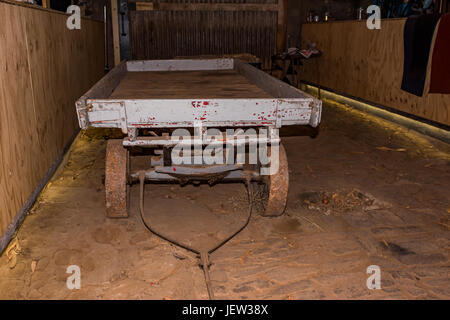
[
  {"xmin": 253, "ymin": 143, "xmax": 289, "ymax": 217},
  {"xmin": 105, "ymin": 139, "xmax": 129, "ymax": 218}
]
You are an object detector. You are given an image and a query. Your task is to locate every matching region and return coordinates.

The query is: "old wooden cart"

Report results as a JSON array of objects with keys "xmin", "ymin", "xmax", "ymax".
[{"xmin": 75, "ymin": 58, "xmax": 322, "ymax": 218}]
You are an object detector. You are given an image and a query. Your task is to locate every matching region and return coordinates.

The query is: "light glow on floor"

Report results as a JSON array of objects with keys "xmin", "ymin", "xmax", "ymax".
[{"xmin": 301, "ymin": 83, "xmax": 450, "ymax": 144}]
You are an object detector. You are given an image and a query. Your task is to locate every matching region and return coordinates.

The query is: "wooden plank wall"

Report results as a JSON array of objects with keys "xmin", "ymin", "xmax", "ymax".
[
  {"xmin": 300, "ymin": 19, "xmax": 450, "ymax": 126},
  {"xmin": 0, "ymin": 1, "xmax": 104, "ymax": 245},
  {"xmin": 128, "ymin": 0, "xmax": 282, "ymax": 69}
]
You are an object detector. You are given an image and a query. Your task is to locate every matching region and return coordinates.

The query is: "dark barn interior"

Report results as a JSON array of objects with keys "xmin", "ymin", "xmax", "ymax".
[{"xmin": 0, "ymin": 0, "xmax": 449, "ymax": 301}]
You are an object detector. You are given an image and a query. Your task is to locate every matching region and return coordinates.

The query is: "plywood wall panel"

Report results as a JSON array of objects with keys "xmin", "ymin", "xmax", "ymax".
[
  {"xmin": 0, "ymin": 3, "xmax": 37, "ymax": 234},
  {"xmin": 301, "ymin": 19, "xmax": 450, "ymax": 126},
  {"xmin": 0, "ymin": 2, "xmax": 104, "ymax": 241}
]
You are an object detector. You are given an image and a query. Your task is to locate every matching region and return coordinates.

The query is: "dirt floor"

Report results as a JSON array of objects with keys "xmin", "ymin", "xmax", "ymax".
[{"xmin": 0, "ymin": 99, "xmax": 449, "ymax": 300}]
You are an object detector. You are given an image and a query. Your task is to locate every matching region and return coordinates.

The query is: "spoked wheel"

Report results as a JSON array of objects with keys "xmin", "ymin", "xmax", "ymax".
[
  {"xmin": 253, "ymin": 143, "xmax": 289, "ymax": 217},
  {"xmin": 105, "ymin": 139, "xmax": 130, "ymax": 218}
]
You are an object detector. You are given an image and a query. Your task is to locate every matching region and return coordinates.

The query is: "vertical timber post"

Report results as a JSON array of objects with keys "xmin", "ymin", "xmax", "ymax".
[
  {"xmin": 276, "ymin": 0, "xmax": 288, "ymax": 54},
  {"xmin": 111, "ymin": 0, "xmax": 121, "ymax": 67}
]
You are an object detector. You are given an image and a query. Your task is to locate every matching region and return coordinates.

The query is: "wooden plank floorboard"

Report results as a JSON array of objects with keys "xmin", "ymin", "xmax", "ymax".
[{"xmin": 109, "ymin": 70, "xmax": 273, "ymax": 99}]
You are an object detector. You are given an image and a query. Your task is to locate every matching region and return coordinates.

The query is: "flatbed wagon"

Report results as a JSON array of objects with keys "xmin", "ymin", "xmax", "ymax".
[{"xmin": 76, "ymin": 58, "xmax": 322, "ymax": 218}]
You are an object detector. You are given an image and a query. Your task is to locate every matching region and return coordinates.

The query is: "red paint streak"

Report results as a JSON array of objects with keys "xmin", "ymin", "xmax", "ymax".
[{"xmin": 192, "ymin": 100, "xmax": 211, "ymax": 108}]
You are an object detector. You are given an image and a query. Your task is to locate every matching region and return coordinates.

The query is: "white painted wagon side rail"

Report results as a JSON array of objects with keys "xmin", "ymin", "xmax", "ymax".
[
  {"xmin": 85, "ymin": 98, "xmax": 318, "ymax": 130},
  {"xmin": 75, "ymin": 61, "xmax": 127, "ymax": 129},
  {"xmin": 234, "ymin": 59, "xmax": 322, "ymax": 126},
  {"xmin": 235, "ymin": 59, "xmax": 313, "ymax": 99},
  {"xmin": 126, "ymin": 59, "xmax": 234, "ymax": 72}
]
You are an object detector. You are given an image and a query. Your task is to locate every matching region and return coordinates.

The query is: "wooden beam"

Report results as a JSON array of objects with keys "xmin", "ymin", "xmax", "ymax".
[
  {"xmin": 111, "ymin": 0, "xmax": 120, "ymax": 67},
  {"xmin": 135, "ymin": 2, "xmax": 153, "ymax": 11},
  {"xmin": 441, "ymin": 0, "xmax": 448, "ymax": 13},
  {"xmin": 132, "ymin": 2, "xmax": 278, "ymax": 12},
  {"xmin": 276, "ymin": 0, "xmax": 288, "ymax": 54},
  {"xmin": 42, "ymin": 0, "xmax": 50, "ymax": 8}
]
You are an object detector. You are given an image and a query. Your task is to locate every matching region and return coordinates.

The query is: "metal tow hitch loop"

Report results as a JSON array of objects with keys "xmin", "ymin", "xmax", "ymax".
[
  {"xmin": 138, "ymin": 171, "xmax": 254, "ymax": 300},
  {"xmin": 199, "ymin": 251, "xmax": 214, "ymax": 300}
]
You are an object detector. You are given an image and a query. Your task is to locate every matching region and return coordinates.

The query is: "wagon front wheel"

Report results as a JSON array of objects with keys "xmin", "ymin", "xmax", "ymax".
[
  {"xmin": 105, "ymin": 139, "xmax": 129, "ymax": 218},
  {"xmin": 254, "ymin": 143, "xmax": 289, "ymax": 217}
]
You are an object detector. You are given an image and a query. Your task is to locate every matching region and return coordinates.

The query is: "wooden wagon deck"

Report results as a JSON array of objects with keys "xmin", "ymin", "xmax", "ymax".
[{"xmin": 110, "ymin": 70, "xmax": 273, "ymax": 99}]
